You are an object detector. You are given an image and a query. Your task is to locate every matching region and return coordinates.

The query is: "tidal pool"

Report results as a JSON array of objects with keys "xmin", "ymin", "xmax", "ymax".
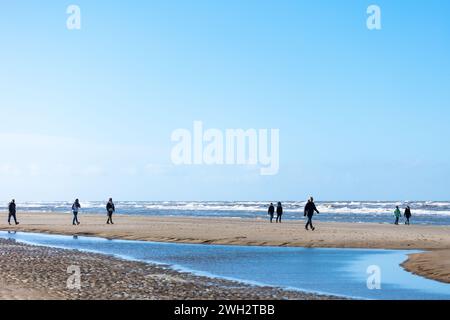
[{"xmin": 1, "ymin": 231, "xmax": 449, "ymax": 300}]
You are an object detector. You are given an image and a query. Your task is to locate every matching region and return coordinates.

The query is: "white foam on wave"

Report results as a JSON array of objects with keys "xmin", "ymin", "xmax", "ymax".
[{"xmin": 2, "ymin": 201, "xmax": 450, "ymax": 218}]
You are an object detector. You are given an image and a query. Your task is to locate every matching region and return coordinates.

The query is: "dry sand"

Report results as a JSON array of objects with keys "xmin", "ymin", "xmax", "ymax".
[{"xmin": 1, "ymin": 212, "xmax": 449, "ymax": 284}]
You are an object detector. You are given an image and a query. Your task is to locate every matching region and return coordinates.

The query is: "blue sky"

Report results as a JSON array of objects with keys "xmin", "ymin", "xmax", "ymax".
[{"xmin": 0, "ymin": 1, "xmax": 449, "ymax": 201}]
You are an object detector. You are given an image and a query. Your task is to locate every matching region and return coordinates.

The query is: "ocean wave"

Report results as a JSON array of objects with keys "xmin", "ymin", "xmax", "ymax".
[{"xmin": 1, "ymin": 201, "xmax": 450, "ymax": 219}]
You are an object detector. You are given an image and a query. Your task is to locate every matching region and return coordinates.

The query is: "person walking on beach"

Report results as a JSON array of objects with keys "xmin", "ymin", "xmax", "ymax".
[
  {"xmin": 8, "ymin": 199, "xmax": 19, "ymax": 225},
  {"xmin": 394, "ymin": 206, "xmax": 401, "ymax": 225},
  {"xmin": 72, "ymin": 199, "xmax": 81, "ymax": 225},
  {"xmin": 268, "ymin": 203, "xmax": 275, "ymax": 223},
  {"xmin": 276, "ymin": 202, "xmax": 283, "ymax": 223},
  {"xmin": 106, "ymin": 198, "xmax": 115, "ymax": 224},
  {"xmin": 304, "ymin": 197, "xmax": 319, "ymax": 231},
  {"xmin": 404, "ymin": 206, "xmax": 412, "ymax": 225}
]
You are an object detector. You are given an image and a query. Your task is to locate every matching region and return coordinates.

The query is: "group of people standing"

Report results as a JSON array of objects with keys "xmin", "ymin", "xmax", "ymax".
[
  {"xmin": 394, "ymin": 205, "xmax": 412, "ymax": 225},
  {"xmin": 267, "ymin": 198, "xmax": 412, "ymax": 229},
  {"xmin": 268, "ymin": 202, "xmax": 284, "ymax": 223},
  {"xmin": 71, "ymin": 198, "xmax": 116, "ymax": 225},
  {"xmin": 268, "ymin": 197, "xmax": 320, "ymax": 230},
  {"xmin": 6, "ymin": 198, "xmax": 414, "ymax": 228}
]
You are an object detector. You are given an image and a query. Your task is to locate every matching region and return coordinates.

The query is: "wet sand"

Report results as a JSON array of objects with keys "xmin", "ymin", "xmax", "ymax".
[
  {"xmin": 1, "ymin": 212, "xmax": 449, "ymax": 284},
  {"xmin": 0, "ymin": 239, "xmax": 334, "ymax": 300},
  {"xmin": 402, "ymin": 249, "xmax": 450, "ymax": 284}
]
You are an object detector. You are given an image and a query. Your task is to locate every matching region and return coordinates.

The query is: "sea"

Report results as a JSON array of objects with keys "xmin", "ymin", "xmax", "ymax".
[{"xmin": 1, "ymin": 200, "xmax": 449, "ymax": 225}]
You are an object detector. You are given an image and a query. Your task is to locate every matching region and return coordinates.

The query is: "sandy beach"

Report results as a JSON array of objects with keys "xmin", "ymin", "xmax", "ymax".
[
  {"xmin": 1, "ymin": 212, "xmax": 450, "ymax": 285},
  {"xmin": 0, "ymin": 238, "xmax": 334, "ymax": 300}
]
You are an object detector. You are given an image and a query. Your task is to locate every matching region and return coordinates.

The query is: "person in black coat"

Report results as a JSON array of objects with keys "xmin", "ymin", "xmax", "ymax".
[
  {"xmin": 8, "ymin": 199, "xmax": 19, "ymax": 225},
  {"xmin": 72, "ymin": 199, "xmax": 81, "ymax": 225},
  {"xmin": 404, "ymin": 206, "xmax": 412, "ymax": 225},
  {"xmin": 268, "ymin": 203, "xmax": 275, "ymax": 223},
  {"xmin": 304, "ymin": 197, "xmax": 319, "ymax": 231},
  {"xmin": 106, "ymin": 198, "xmax": 115, "ymax": 224},
  {"xmin": 276, "ymin": 202, "xmax": 283, "ymax": 223}
]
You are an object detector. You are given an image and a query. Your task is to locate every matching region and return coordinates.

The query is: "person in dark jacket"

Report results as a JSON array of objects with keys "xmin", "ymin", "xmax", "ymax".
[
  {"xmin": 304, "ymin": 197, "xmax": 319, "ymax": 231},
  {"xmin": 8, "ymin": 199, "xmax": 19, "ymax": 225},
  {"xmin": 276, "ymin": 202, "xmax": 283, "ymax": 223},
  {"xmin": 106, "ymin": 198, "xmax": 115, "ymax": 224},
  {"xmin": 72, "ymin": 199, "xmax": 81, "ymax": 225},
  {"xmin": 404, "ymin": 206, "xmax": 412, "ymax": 225},
  {"xmin": 268, "ymin": 203, "xmax": 275, "ymax": 223}
]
